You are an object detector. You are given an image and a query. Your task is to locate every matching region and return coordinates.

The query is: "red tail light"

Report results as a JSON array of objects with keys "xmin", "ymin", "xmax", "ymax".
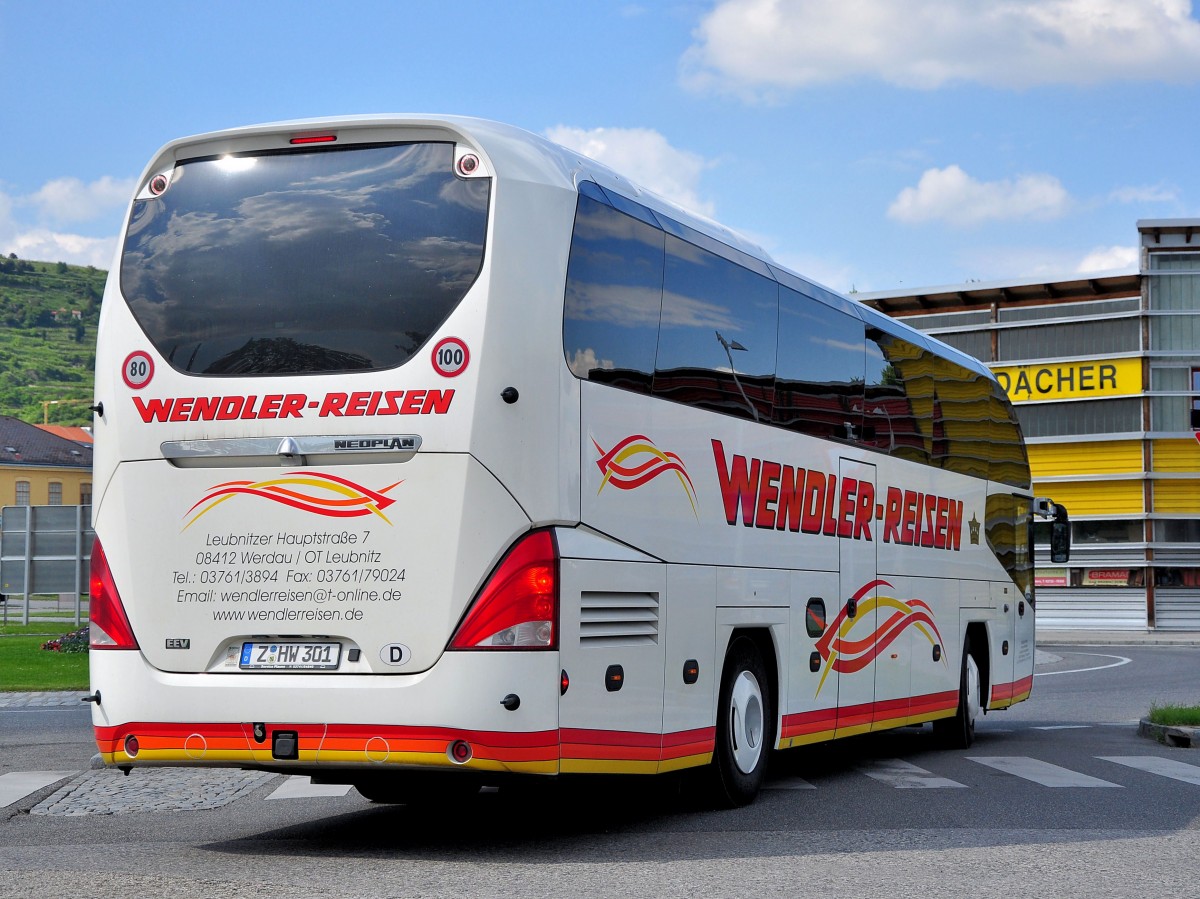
[
  {"xmin": 449, "ymin": 530, "xmax": 558, "ymax": 650},
  {"xmin": 89, "ymin": 538, "xmax": 139, "ymax": 650}
]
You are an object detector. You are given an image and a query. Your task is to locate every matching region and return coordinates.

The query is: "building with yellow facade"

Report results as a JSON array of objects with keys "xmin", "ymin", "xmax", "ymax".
[
  {"xmin": 860, "ymin": 219, "xmax": 1200, "ymax": 631},
  {"xmin": 0, "ymin": 415, "xmax": 93, "ymax": 511}
]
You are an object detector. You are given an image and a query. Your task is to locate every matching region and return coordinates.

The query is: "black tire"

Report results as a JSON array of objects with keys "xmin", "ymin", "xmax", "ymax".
[
  {"xmin": 707, "ymin": 636, "xmax": 774, "ymax": 807},
  {"xmin": 353, "ymin": 772, "xmax": 480, "ymax": 805},
  {"xmin": 934, "ymin": 637, "xmax": 980, "ymax": 749}
]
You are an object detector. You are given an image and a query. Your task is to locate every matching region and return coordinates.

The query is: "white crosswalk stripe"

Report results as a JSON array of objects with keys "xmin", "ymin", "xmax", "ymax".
[
  {"xmin": 858, "ymin": 758, "xmax": 967, "ymax": 789},
  {"xmin": 0, "ymin": 771, "xmax": 73, "ymax": 808},
  {"xmin": 1098, "ymin": 756, "xmax": 1200, "ymax": 786},
  {"xmin": 967, "ymin": 756, "xmax": 1121, "ymax": 787},
  {"xmin": 265, "ymin": 776, "xmax": 353, "ymax": 800}
]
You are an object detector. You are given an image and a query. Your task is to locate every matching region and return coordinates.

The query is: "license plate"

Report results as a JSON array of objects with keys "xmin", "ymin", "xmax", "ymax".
[{"xmin": 239, "ymin": 641, "xmax": 341, "ymax": 670}]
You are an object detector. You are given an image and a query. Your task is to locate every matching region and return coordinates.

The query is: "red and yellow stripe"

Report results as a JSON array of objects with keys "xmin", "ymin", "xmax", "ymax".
[
  {"xmin": 96, "ymin": 722, "xmax": 715, "ymax": 775},
  {"xmin": 989, "ymin": 675, "xmax": 1033, "ymax": 709},
  {"xmin": 779, "ymin": 689, "xmax": 959, "ymax": 748},
  {"xmin": 96, "ymin": 681, "xmax": 1007, "ymax": 774}
]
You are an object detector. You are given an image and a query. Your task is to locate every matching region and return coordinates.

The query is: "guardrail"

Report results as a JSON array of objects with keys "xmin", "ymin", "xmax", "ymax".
[{"xmin": 0, "ymin": 505, "xmax": 93, "ymax": 626}]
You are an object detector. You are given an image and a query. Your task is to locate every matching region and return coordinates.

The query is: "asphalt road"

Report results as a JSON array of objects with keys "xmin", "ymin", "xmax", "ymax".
[{"xmin": 1, "ymin": 645, "xmax": 1197, "ymax": 898}]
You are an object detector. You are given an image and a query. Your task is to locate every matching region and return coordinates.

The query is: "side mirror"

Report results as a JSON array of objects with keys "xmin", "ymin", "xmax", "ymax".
[
  {"xmin": 1035, "ymin": 497, "xmax": 1071, "ymax": 564},
  {"xmin": 1050, "ymin": 517, "xmax": 1070, "ymax": 564}
]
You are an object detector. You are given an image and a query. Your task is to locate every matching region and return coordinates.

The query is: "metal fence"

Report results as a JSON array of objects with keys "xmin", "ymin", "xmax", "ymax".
[{"xmin": 0, "ymin": 505, "xmax": 93, "ymax": 626}]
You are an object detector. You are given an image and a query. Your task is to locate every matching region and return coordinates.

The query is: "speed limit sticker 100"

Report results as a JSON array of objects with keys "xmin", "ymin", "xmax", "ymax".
[
  {"xmin": 431, "ymin": 337, "xmax": 470, "ymax": 378},
  {"xmin": 123, "ymin": 350, "xmax": 155, "ymax": 389}
]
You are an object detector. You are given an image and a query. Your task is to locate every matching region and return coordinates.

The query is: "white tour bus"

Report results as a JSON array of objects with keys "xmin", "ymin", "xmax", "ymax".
[{"xmin": 89, "ymin": 115, "xmax": 1069, "ymax": 806}]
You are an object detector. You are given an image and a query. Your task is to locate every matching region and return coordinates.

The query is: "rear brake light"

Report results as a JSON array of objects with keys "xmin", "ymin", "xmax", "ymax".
[
  {"xmin": 89, "ymin": 538, "xmax": 139, "ymax": 650},
  {"xmin": 449, "ymin": 530, "xmax": 558, "ymax": 650},
  {"xmin": 290, "ymin": 133, "xmax": 337, "ymax": 145}
]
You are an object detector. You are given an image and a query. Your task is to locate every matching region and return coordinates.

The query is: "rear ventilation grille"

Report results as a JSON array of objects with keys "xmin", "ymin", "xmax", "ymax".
[{"xmin": 579, "ymin": 591, "xmax": 659, "ymax": 646}]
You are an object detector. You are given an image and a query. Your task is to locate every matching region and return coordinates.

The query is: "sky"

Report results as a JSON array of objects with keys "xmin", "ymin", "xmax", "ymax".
[{"xmin": 3, "ymin": 0, "xmax": 1200, "ymax": 295}]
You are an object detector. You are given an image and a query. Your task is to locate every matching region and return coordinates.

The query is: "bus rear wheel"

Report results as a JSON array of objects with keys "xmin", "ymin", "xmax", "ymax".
[
  {"xmin": 934, "ymin": 637, "xmax": 980, "ymax": 749},
  {"xmin": 707, "ymin": 636, "xmax": 773, "ymax": 807}
]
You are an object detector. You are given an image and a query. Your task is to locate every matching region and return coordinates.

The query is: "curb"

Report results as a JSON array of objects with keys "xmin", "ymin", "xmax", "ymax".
[{"xmin": 1138, "ymin": 718, "xmax": 1198, "ymax": 748}]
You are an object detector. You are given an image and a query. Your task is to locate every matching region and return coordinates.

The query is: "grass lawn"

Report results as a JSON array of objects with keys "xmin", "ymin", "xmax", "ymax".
[
  {"xmin": 1149, "ymin": 703, "xmax": 1200, "ymax": 727},
  {"xmin": 0, "ymin": 624, "xmax": 90, "ymax": 691}
]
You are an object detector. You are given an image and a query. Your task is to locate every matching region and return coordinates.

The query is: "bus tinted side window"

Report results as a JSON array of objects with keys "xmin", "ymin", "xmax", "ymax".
[
  {"xmin": 563, "ymin": 195, "xmax": 665, "ymax": 393},
  {"xmin": 561, "ymin": 186, "xmax": 1030, "ymax": 487},
  {"xmin": 864, "ymin": 330, "xmax": 931, "ymax": 465},
  {"xmin": 930, "ymin": 357, "xmax": 992, "ymax": 480},
  {"xmin": 986, "ymin": 493, "xmax": 1034, "ymax": 596},
  {"xmin": 653, "ymin": 235, "xmax": 778, "ymax": 422},
  {"xmin": 775, "ymin": 288, "xmax": 865, "ymax": 441},
  {"xmin": 986, "ymin": 385, "xmax": 1032, "ymax": 489},
  {"xmin": 920, "ymin": 356, "xmax": 1030, "ymax": 490}
]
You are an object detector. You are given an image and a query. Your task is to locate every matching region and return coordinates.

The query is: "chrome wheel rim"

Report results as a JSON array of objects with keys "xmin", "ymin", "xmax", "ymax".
[{"xmin": 729, "ymin": 669, "xmax": 764, "ymax": 774}]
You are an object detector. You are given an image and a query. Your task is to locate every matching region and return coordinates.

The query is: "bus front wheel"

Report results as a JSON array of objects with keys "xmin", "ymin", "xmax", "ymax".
[
  {"xmin": 934, "ymin": 637, "xmax": 980, "ymax": 749},
  {"xmin": 708, "ymin": 636, "xmax": 773, "ymax": 807}
]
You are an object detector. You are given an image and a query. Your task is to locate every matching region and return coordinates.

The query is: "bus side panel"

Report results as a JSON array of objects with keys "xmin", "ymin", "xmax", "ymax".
[
  {"xmin": 660, "ymin": 565, "xmax": 718, "ymax": 771},
  {"xmin": 783, "ymin": 570, "xmax": 840, "ymax": 748},
  {"xmin": 989, "ymin": 580, "xmax": 1034, "ymax": 709},
  {"xmin": 891, "ymin": 576, "xmax": 962, "ymax": 728},
  {"xmin": 836, "ymin": 457, "xmax": 879, "ymax": 738},
  {"xmin": 1012, "ymin": 585, "xmax": 1035, "ymax": 704},
  {"xmin": 471, "ymin": 179, "xmax": 580, "ymax": 527},
  {"xmin": 557, "ymin": 557, "xmax": 667, "ymax": 774}
]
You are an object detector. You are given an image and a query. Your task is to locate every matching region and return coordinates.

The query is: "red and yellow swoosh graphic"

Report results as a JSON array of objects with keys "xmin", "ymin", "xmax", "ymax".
[
  {"xmin": 183, "ymin": 471, "xmax": 400, "ymax": 529},
  {"xmin": 593, "ymin": 434, "xmax": 698, "ymax": 516},
  {"xmin": 813, "ymin": 579, "xmax": 945, "ymax": 696}
]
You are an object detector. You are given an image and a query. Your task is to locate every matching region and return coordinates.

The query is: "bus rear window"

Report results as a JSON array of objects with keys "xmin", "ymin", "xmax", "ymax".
[{"xmin": 120, "ymin": 142, "xmax": 489, "ymax": 376}]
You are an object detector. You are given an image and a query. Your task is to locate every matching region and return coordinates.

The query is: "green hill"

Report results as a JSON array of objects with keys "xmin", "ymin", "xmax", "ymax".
[{"xmin": 0, "ymin": 255, "xmax": 104, "ymax": 426}]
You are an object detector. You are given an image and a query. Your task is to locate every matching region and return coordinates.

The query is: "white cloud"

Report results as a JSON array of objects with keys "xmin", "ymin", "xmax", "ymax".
[
  {"xmin": 4, "ymin": 227, "xmax": 118, "ymax": 268},
  {"xmin": 28, "ymin": 175, "xmax": 135, "ymax": 226},
  {"xmin": 682, "ymin": 0, "xmax": 1200, "ymax": 95},
  {"xmin": 0, "ymin": 178, "xmax": 128, "ymax": 267},
  {"xmin": 545, "ymin": 125, "xmax": 716, "ymax": 217},
  {"xmin": 1109, "ymin": 183, "xmax": 1178, "ymax": 203},
  {"xmin": 887, "ymin": 165, "xmax": 1071, "ymax": 226},
  {"xmin": 1077, "ymin": 244, "xmax": 1139, "ymax": 272}
]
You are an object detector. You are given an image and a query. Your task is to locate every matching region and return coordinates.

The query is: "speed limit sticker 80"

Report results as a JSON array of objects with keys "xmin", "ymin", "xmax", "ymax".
[
  {"xmin": 431, "ymin": 337, "xmax": 470, "ymax": 378},
  {"xmin": 122, "ymin": 350, "xmax": 155, "ymax": 389}
]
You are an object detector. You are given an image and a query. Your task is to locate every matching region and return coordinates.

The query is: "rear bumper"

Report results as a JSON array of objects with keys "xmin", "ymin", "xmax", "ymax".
[{"xmin": 90, "ymin": 648, "xmax": 562, "ymax": 774}]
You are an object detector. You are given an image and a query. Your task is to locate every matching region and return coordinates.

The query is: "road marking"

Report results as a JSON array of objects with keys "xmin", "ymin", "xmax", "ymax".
[
  {"xmin": 1098, "ymin": 756, "xmax": 1200, "ymax": 786},
  {"xmin": 858, "ymin": 758, "xmax": 967, "ymax": 789},
  {"xmin": 1033, "ymin": 725, "xmax": 1092, "ymax": 731},
  {"xmin": 967, "ymin": 757, "xmax": 1121, "ymax": 787},
  {"xmin": 264, "ymin": 775, "xmax": 352, "ymax": 800},
  {"xmin": 764, "ymin": 776, "xmax": 816, "ymax": 790},
  {"xmin": 0, "ymin": 771, "xmax": 73, "ymax": 807},
  {"xmin": 1034, "ymin": 653, "xmax": 1132, "ymax": 678}
]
